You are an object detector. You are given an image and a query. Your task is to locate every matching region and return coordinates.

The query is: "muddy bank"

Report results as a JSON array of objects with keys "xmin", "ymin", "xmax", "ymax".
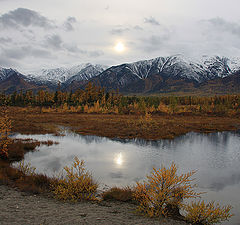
[{"xmin": 0, "ymin": 185, "xmax": 187, "ymax": 225}]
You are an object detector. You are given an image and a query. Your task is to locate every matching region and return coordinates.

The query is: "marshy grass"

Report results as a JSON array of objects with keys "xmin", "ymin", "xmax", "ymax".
[
  {"xmin": 0, "ymin": 138, "xmax": 59, "ymax": 194},
  {"xmin": 6, "ymin": 106, "xmax": 240, "ymax": 141}
]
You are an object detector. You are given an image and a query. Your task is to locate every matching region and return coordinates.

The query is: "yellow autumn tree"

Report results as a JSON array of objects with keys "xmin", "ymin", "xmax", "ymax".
[
  {"xmin": 133, "ymin": 162, "xmax": 201, "ymax": 217},
  {"xmin": 0, "ymin": 106, "xmax": 12, "ymax": 159}
]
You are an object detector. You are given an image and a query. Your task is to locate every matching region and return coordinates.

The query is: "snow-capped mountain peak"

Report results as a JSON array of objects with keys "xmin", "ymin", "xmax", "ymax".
[
  {"xmin": 27, "ymin": 63, "xmax": 107, "ymax": 84},
  {"xmin": 0, "ymin": 67, "xmax": 21, "ymax": 81},
  {"xmin": 117, "ymin": 54, "xmax": 240, "ymax": 82}
]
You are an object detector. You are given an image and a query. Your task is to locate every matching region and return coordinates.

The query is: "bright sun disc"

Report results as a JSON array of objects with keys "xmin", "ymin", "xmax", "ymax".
[{"xmin": 114, "ymin": 42, "xmax": 125, "ymax": 52}]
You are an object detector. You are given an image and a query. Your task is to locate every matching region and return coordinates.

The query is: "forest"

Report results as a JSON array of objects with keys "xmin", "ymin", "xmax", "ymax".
[{"xmin": 0, "ymin": 82, "xmax": 240, "ymax": 116}]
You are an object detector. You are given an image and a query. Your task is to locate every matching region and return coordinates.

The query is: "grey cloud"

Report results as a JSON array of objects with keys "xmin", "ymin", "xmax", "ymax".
[
  {"xmin": 204, "ymin": 17, "xmax": 240, "ymax": 37},
  {"xmin": 0, "ymin": 8, "xmax": 55, "ymax": 29},
  {"xmin": 144, "ymin": 16, "xmax": 160, "ymax": 26},
  {"xmin": 45, "ymin": 34, "xmax": 63, "ymax": 50},
  {"xmin": 63, "ymin": 43, "xmax": 87, "ymax": 54},
  {"xmin": 140, "ymin": 34, "xmax": 170, "ymax": 53},
  {"xmin": 110, "ymin": 25, "xmax": 143, "ymax": 35},
  {"xmin": 67, "ymin": 17, "xmax": 77, "ymax": 23},
  {"xmin": 3, "ymin": 47, "xmax": 27, "ymax": 59},
  {"xmin": 2, "ymin": 46, "xmax": 52, "ymax": 60},
  {"xmin": 0, "ymin": 55, "xmax": 18, "ymax": 68},
  {"xmin": 0, "ymin": 37, "xmax": 12, "ymax": 44},
  {"xmin": 63, "ymin": 42, "xmax": 103, "ymax": 57},
  {"xmin": 63, "ymin": 16, "xmax": 77, "ymax": 31},
  {"xmin": 111, "ymin": 27, "xmax": 130, "ymax": 35},
  {"xmin": 30, "ymin": 48, "xmax": 52, "ymax": 57},
  {"xmin": 133, "ymin": 25, "xmax": 143, "ymax": 30},
  {"xmin": 88, "ymin": 50, "xmax": 104, "ymax": 57}
]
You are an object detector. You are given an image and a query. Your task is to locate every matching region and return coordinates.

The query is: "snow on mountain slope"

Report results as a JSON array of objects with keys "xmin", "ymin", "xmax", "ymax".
[
  {"xmin": 0, "ymin": 67, "xmax": 20, "ymax": 81},
  {"xmin": 2, "ymin": 55, "xmax": 240, "ymax": 90},
  {"xmin": 65, "ymin": 64, "xmax": 107, "ymax": 84},
  {"xmin": 111, "ymin": 55, "xmax": 240, "ymax": 83},
  {"xmin": 228, "ymin": 57, "xmax": 240, "ymax": 72},
  {"xmin": 27, "ymin": 64, "xmax": 107, "ymax": 85}
]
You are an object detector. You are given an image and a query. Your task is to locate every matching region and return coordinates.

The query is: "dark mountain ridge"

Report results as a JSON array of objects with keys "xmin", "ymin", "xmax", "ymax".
[{"xmin": 0, "ymin": 55, "xmax": 240, "ymax": 95}]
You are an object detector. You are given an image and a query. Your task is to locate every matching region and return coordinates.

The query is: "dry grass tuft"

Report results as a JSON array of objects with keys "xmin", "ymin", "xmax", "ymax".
[{"xmin": 101, "ymin": 186, "xmax": 134, "ymax": 202}]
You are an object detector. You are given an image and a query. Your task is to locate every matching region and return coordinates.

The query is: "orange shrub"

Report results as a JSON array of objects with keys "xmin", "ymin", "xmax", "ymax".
[
  {"xmin": 133, "ymin": 162, "xmax": 201, "ymax": 217},
  {"xmin": 51, "ymin": 157, "xmax": 98, "ymax": 201},
  {"xmin": 184, "ymin": 200, "xmax": 233, "ymax": 225}
]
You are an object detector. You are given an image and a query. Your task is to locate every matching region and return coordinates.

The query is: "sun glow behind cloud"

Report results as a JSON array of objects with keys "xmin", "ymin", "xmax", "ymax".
[
  {"xmin": 1, "ymin": 0, "xmax": 240, "ymax": 72},
  {"xmin": 114, "ymin": 41, "xmax": 126, "ymax": 53}
]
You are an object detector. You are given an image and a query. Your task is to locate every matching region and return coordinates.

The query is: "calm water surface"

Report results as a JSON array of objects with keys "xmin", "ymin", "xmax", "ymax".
[{"xmin": 14, "ymin": 130, "xmax": 240, "ymax": 225}]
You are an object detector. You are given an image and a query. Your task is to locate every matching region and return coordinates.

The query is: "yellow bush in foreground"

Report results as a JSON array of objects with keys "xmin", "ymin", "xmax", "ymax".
[
  {"xmin": 51, "ymin": 157, "xmax": 98, "ymax": 201},
  {"xmin": 184, "ymin": 201, "xmax": 233, "ymax": 225},
  {"xmin": 133, "ymin": 162, "xmax": 201, "ymax": 217}
]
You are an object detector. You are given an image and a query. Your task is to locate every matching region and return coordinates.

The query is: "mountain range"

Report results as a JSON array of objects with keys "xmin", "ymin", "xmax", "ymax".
[{"xmin": 1, "ymin": 54, "xmax": 240, "ymax": 95}]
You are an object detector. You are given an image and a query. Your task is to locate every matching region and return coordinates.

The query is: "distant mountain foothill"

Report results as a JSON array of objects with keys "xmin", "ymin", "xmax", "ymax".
[{"xmin": 1, "ymin": 54, "xmax": 240, "ymax": 95}]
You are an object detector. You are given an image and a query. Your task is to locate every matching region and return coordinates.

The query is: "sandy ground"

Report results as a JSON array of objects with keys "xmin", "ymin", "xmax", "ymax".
[{"xmin": 0, "ymin": 185, "xmax": 187, "ymax": 225}]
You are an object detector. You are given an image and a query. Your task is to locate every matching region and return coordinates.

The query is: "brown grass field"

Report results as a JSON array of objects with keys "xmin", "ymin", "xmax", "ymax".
[{"xmin": 8, "ymin": 107, "xmax": 240, "ymax": 140}]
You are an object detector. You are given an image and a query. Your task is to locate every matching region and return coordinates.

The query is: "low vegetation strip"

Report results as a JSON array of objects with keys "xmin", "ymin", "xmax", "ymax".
[{"xmin": 8, "ymin": 107, "xmax": 240, "ymax": 140}]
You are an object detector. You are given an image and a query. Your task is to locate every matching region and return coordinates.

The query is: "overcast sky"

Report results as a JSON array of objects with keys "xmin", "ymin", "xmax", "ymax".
[{"xmin": 0, "ymin": 0, "xmax": 240, "ymax": 73}]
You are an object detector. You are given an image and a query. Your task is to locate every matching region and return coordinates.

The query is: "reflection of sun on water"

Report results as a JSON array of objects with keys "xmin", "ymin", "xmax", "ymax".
[{"xmin": 115, "ymin": 152, "xmax": 123, "ymax": 166}]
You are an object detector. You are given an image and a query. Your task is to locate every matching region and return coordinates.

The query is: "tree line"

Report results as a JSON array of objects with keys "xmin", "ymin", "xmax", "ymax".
[{"xmin": 0, "ymin": 83, "xmax": 240, "ymax": 115}]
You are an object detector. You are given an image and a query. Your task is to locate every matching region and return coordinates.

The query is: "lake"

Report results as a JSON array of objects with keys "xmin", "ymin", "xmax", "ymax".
[{"xmin": 14, "ymin": 130, "xmax": 240, "ymax": 225}]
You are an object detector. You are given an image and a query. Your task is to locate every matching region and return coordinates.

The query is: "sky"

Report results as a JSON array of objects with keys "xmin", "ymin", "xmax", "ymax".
[{"xmin": 0, "ymin": 0, "xmax": 240, "ymax": 73}]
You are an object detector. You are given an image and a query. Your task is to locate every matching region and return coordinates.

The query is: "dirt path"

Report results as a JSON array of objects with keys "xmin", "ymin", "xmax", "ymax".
[{"xmin": 0, "ymin": 185, "xmax": 187, "ymax": 225}]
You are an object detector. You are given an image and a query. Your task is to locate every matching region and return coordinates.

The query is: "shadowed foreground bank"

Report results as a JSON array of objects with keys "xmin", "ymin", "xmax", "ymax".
[{"xmin": 0, "ymin": 185, "xmax": 187, "ymax": 225}]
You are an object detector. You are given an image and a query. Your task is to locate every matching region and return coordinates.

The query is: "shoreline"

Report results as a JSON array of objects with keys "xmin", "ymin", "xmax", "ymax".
[{"xmin": 0, "ymin": 185, "xmax": 187, "ymax": 225}]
